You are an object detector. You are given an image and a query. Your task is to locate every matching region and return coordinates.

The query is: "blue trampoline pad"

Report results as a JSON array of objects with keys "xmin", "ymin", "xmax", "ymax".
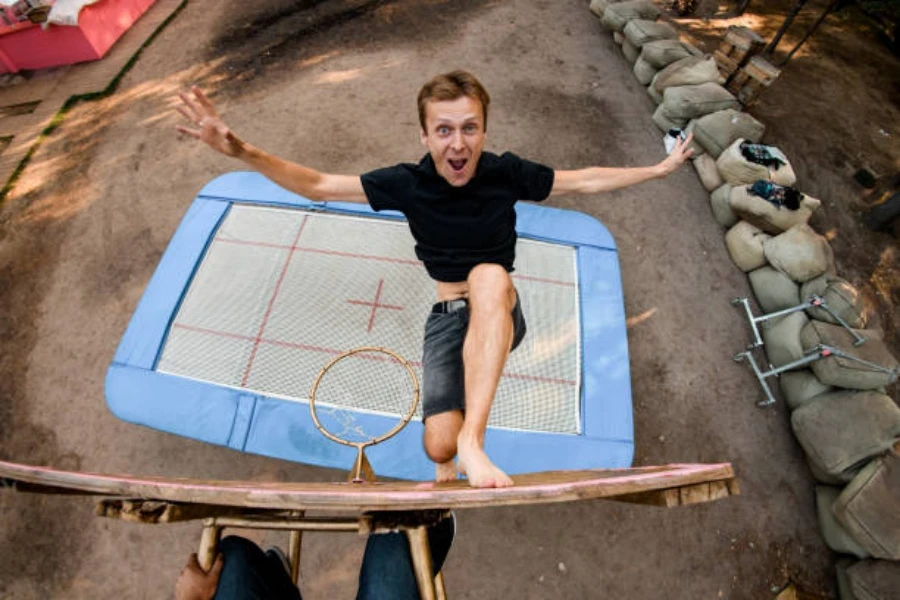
[{"xmin": 106, "ymin": 172, "xmax": 633, "ymax": 480}]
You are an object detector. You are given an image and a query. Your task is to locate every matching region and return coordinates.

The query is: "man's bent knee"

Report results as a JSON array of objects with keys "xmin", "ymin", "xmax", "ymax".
[{"xmin": 423, "ymin": 411, "xmax": 463, "ymax": 463}]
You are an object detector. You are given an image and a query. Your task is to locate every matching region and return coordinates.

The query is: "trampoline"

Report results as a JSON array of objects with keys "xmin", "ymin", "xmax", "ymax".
[{"xmin": 106, "ymin": 172, "xmax": 633, "ymax": 480}]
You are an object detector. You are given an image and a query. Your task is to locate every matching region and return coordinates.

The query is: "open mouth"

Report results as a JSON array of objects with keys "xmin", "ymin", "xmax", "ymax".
[{"xmin": 448, "ymin": 158, "xmax": 468, "ymax": 173}]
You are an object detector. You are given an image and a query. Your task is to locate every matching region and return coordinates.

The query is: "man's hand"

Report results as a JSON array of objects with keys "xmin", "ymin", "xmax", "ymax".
[
  {"xmin": 657, "ymin": 132, "xmax": 695, "ymax": 176},
  {"xmin": 177, "ymin": 86, "xmax": 245, "ymax": 157},
  {"xmin": 175, "ymin": 553, "xmax": 224, "ymax": 600}
]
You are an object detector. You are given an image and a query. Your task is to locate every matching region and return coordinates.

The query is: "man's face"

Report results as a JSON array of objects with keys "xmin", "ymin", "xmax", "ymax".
[{"xmin": 420, "ymin": 95, "xmax": 486, "ymax": 187}]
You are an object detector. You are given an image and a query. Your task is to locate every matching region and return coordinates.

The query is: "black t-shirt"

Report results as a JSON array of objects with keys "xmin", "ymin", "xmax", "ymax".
[{"xmin": 361, "ymin": 151, "xmax": 554, "ymax": 282}]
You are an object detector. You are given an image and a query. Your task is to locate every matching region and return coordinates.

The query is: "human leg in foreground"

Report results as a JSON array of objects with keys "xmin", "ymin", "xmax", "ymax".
[
  {"xmin": 421, "ymin": 264, "xmax": 522, "ymax": 487},
  {"xmin": 456, "ymin": 264, "xmax": 517, "ymax": 487},
  {"xmin": 356, "ymin": 512, "xmax": 455, "ymax": 600}
]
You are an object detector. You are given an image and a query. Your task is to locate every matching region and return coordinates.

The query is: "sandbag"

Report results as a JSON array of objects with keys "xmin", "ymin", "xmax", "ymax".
[
  {"xmin": 836, "ymin": 558, "xmax": 860, "ymax": 600},
  {"xmin": 622, "ymin": 39, "xmax": 640, "ymax": 64},
  {"xmin": 633, "ymin": 56, "xmax": 657, "ymax": 85},
  {"xmin": 748, "ymin": 266, "xmax": 799, "ymax": 313},
  {"xmin": 763, "ymin": 224, "xmax": 831, "ymax": 282},
  {"xmin": 688, "ymin": 109, "xmax": 765, "ymax": 159},
  {"xmin": 623, "ymin": 19, "xmax": 678, "ymax": 48},
  {"xmin": 725, "ymin": 221, "xmax": 770, "ymax": 272},
  {"xmin": 848, "ymin": 559, "xmax": 900, "ymax": 600},
  {"xmin": 640, "ymin": 39, "xmax": 692, "ymax": 69},
  {"xmin": 709, "ymin": 184, "xmax": 737, "ymax": 227},
  {"xmin": 692, "ymin": 154, "xmax": 722, "ymax": 191},
  {"xmin": 647, "ymin": 80, "xmax": 664, "ymax": 104},
  {"xmin": 792, "ymin": 390, "xmax": 900, "ymax": 483},
  {"xmin": 590, "ymin": 0, "xmax": 618, "ymax": 17},
  {"xmin": 661, "ymin": 82, "xmax": 739, "ymax": 121},
  {"xmin": 816, "ymin": 486, "xmax": 872, "ymax": 558},
  {"xmin": 761, "ymin": 311, "xmax": 809, "ymax": 369},
  {"xmin": 779, "ymin": 370, "xmax": 832, "ymax": 411},
  {"xmin": 601, "ymin": 0, "xmax": 660, "ymax": 32},
  {"xmin": 800, "ymin": 320, "xmax": 900, "ymax": 390},
  {"xmin": 716, "ymin": 139, "xmax": 797, "ymax": 187},
  {"xmin": 729, "ymin": 186, "xmax": 820, "ymax": 235},
  {"xmin": 653, "ymin": 56, "xmax": 720, "ymax": 94},
  {"xmin": 800, "ymin": 275, "xmax": 866, "ymax": 329},
  {"xmin": 652, "ymin": 104, "xmax": 686, "ymax": 132},
  {"xmin": 834, "ymin": 446, "xmax": 900, "ymax": 559}
]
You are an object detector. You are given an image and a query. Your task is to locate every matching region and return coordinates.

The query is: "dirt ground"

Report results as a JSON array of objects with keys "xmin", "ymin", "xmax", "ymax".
[{"xmin": 0, "ymin": 0, "xmax": 897, "ymax": 598}]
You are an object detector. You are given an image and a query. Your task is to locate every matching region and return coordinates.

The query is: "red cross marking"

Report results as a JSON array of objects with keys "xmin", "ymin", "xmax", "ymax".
[{"xmin": 346, "ymin": 279, "xmax": 405, "ymax": 333}]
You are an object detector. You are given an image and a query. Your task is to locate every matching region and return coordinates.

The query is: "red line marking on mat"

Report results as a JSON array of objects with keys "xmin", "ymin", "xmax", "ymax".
[
  {"xmin": 213, "ymin": 238, "xmax": 574, "ymax": 287},
  {"xmin": 239, "ymin": 216, "xmax": 308, "ymax": 387},
  {"xmin": 346, "ymin": 278, "xmax": 406, "ymax": 333},
  {"xmin": 173, "ymin": 324, "xmax": 577, "ymax": 386}
]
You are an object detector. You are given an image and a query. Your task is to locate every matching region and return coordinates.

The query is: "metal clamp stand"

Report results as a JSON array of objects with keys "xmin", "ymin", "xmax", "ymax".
[
  {"xmin": 734, "ymin": 344, "xmax": 899, "ymax": 407},
  {"xmin": 731, "ymin": 295, "xmax": 866, "ymax": 350}
]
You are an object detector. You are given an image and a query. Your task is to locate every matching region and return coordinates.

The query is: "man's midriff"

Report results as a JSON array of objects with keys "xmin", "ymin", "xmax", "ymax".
[{"xmin": 436, "ymin": 280, "xmax": 469, "ymax": 302}]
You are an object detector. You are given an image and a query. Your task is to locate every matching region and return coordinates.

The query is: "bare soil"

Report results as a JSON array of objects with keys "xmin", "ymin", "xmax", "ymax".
[{"xmin": 0, "ymin": 0, "xmax": 896, "ymax": 598}]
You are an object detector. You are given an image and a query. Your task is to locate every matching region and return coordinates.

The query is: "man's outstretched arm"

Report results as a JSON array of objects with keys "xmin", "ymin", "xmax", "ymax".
[
  {"xmin": 550, "ymin": 133, "xmax": 694, "ymax": 196},
  {"xmin": 176, "ymin": 86, "xmax": 367, "ymax": 203}
]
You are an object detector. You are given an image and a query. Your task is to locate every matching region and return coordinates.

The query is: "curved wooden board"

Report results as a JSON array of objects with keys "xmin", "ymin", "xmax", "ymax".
[{"xmin": 0, "ymin": 460, "xmax": 736, "ymax": 511}]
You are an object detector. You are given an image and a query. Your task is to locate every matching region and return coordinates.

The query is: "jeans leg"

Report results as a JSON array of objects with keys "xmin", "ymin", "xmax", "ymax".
[
  {"xmin": 356, "ymin": 515, "xmax": 455, "ymax": 600},
  {"xmin": 213, "ymin": 536, "xmax": 302, "ymax": 600}
]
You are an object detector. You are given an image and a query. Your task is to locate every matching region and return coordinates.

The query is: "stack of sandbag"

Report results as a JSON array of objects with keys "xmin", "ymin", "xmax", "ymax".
[
  {"xmin": 727, "ymin": 184, "xmax": 821, "ymax": 232},
  {"xmin": 653, "ymin": 82, "xmax": 739, "ymax": 132},
  {"xmin": 599, "ymin": 0, "xmax": 660, "ymax": 33},
  {"xmin": 648, "ymin": 55, "xmax": 720, "ymax": 105},
  {"xmin": 716, "ymin": 139, "xmax": 796, "ymax": 186},
  {"xmin": 624, "ymin": 19, "xmax": 678, "ymax": 72},
  {"xmin": 686, "ymin": 109, "xmax": 766, "ymax": 158},
  {"xmin": 838, "ymin": 558, "xmax": 900, "ymax": 600},
  {"xmin": 815, "ymin": 445, "xmax": 900, "ymax": 564}
]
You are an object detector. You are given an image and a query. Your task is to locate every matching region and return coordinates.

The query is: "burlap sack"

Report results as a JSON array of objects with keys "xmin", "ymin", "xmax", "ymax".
[
  {"xmin": 601, "ymin": 0, "xmax": 660, "ymax": 32},
  {"xmin": 800, "ymin": 321, "xmax": 900, "ymax": 390},
  {"xmin": 848, "ymin": 559, "xmax": 900, "ymax": 600},
  {"xmin": 641, "ymin": 39, "xmax": 692, "ymax": 69},
  {"xmin": 763, "ymin": 224, "xmax": 831, "ymax": 283},
  {"xmin": 834, "ymin": 445, "xmax": 900, "ymax": 560},
  {"xmin": 688, "ymin": 109, "xmax": 765, "ymax": 159},
  {"xmin": 682, "ymin": 119, "xmax": 706, "ymax": 156},
  {"xmin": 816, "ymin": 486, "xmax": 872, "ymax": 558},
  {"xmin": 792, "ymin": 391, "xmax": 900, "ymax": 483},
  {"xmin": 836, "ymin": 558, "xmax": 860, "ymax": 600},
  {"xmin": 652, "ymin": 104, "xmax": 686, "ymax": 132},
  {"xmin": 647, "ymin": 80, "xmax": 664, "ymax": 104},
  {"xmin": 653, "ymin": 56, "xmax": 720, "ymax": 94},
  {"xmin": 590, "ymin": 0, "xmax": 619, "ymax": 18},
  {"xmin": 761, "ymin": 311, "xmax": 809, "ymax": 368},
  {"xmin": 661, "ymin": 82, "xmax": 739, "ymax": 121},
  {"xmin": 779, "ymin": 370, "xmax": 832, "ymax": 411},
  {"xmin": 709, "ymin": 184, "xmax": 737, "ymax": 227},
  {"xmin": 613, "ymin": 31, "xmax": 625, "ymax": 44},
  {"xmin": 633, "ymin": 56, "xmax": 657, "ymax": 85},
  {"xmin": 622, "ymin": 39, "xmax": 640, "ymax": 64},
  {"xmin": 729, "ymin": 186, "xmax": 820, "ymax": 235},
  {"xmin": 748, "ymin": 266, "xmax": 799, "ymax": 313},
  {"xmin": 800, "ymin": 275, "xmax": 867, "ymax": 329},
  {"xmin": 725, "ymin": 221, "xmax": 770, "ymax": 272},
  {"xmin": 623, "ymin": 19, "xmax": 678, "ymax": 48},
  {"xmin": 715, "ymin": 139, "xmax": 797, "ymax": 187},
  {"xmin": 692, "ymin": 154, "xmax": 723, "ymax": 191}
]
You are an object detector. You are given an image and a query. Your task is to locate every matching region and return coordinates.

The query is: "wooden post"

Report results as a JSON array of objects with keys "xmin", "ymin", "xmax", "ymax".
[
  {"xmin": 198, "ymin": 521, "xmax": 222, "ymax": 571},
  {"xmin": 405, "ymin": 525, "xmax": 438, "ymax": 600}
]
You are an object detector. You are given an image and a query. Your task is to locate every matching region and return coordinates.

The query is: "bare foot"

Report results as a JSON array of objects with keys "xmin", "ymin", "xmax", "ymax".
[
  {"xmin": 457, "ymin": 441, "xmax": 513, "ymax": 488},
  {"xmin": 435, "ymin": 460, "xmax": 458, "ymax": 483}
]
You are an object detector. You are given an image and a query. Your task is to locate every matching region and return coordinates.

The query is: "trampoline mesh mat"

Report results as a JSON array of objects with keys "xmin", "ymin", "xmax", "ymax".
[{"xmin": 157, "ymin": 204, "xmax": 582, "ymax": 434}]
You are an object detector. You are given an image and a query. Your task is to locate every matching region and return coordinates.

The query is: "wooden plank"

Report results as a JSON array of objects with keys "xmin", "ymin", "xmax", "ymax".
[{"xmin": 0, "ymin": 460, "xmax": 737, "ymax": 511}]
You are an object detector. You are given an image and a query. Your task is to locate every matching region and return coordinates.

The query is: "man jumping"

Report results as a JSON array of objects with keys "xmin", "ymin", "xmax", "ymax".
[{"xmin": 176, "ymin": 70, "xmax": 693, "ymax": 488}]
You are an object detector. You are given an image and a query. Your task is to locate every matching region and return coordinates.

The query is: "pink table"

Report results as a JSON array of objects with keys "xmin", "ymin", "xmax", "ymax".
[{"xmin": 0, "ymin": 0, "xmax": 157, "ymax": 74}]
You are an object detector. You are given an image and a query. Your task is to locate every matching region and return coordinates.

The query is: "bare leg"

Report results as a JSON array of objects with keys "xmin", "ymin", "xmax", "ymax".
[
  {"xmin": 423, "ymin": 411, "xmax": 463, "ymax": 482},
  {"xmin": 456, "ymin": 264, "xmax": 515, "ymax": 488}
]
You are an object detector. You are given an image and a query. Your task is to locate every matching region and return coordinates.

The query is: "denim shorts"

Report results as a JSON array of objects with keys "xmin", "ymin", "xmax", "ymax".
[{"xmin": 421, "ymin": 293, "xmax": 526, "ymax": 419}]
